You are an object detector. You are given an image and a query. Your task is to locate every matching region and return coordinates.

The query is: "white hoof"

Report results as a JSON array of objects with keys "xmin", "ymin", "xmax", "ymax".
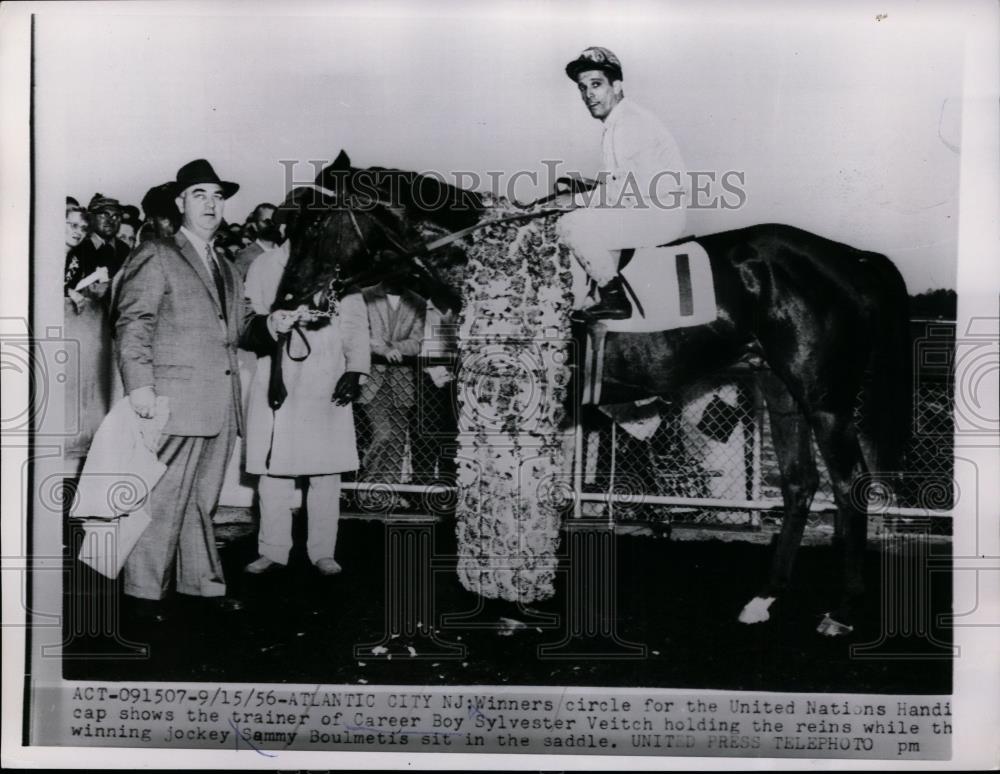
[
  {"xmin": 817, "ymin": 614, "xmax": 854, "ymax": 637},
  {"xmin": 738, "ymin": 596, "xmax": 775, "ymax": 624}
]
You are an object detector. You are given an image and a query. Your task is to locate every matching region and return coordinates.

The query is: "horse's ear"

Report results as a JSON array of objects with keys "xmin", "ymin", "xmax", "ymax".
[
  {"xmin": 315, "ymin": 151, "xmax": 353, "ymax": 193},
  {"xmin": 331, "ymin": 150, "xmax": 351, "ymax": 171}
]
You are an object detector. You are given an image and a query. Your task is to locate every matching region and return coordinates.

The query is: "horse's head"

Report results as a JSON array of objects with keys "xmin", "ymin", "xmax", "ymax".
[{"xmin": 272, "ymin": 151, "xmax": 483, "ymax": 314}]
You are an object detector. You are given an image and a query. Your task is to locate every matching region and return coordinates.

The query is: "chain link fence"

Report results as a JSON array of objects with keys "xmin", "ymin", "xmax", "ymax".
[
  {"xmin": 342, "ymin": 321, "xmax": 955, "ymax": 537},
  {"xmin": 343, "ymin": 354, "xmax": 460, "ymax": 513},
  {"xmin": 575, "ymin": 319, "xmax": 955, "ymax": 535}
]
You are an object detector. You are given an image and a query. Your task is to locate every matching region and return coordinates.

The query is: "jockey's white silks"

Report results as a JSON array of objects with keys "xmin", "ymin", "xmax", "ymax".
[
  {"xmin": 558, "ymin": 205, "xmax": 687, "ymax": 285},
  {"xmin": 559, "ymin": 97, "xmax": 688, "ymax": 285}
]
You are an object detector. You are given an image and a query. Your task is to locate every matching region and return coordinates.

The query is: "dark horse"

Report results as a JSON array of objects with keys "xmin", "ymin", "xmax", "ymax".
[
  {"xmin": 273, "ymin": 153, "xmax": 911, "ymax": 636},
  {"xmin": 595, "ymin": 224, "xmax": 911, "ymax": 635}
]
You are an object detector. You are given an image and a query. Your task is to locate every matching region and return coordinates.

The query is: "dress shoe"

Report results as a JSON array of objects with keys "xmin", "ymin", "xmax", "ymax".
[
  {"xmin": 129, "ymin": 597, "xmax": 170, "ymax": 624},
  {"xmin": 314, "ymin": 558, "xmax": 342, "ymax": 576},
  {"xmin": 213, "ymin": 596, "xmax": 246, "ymax": 613},
  {"xmin": 244, "ymin": 556, "xmax": 283, "ymax": 574}
]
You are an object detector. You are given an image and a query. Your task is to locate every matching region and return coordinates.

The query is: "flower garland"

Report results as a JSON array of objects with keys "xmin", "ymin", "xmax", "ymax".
[{"xmin": 453, "ymin": 194, "xmax": 576, "ymax": 603}]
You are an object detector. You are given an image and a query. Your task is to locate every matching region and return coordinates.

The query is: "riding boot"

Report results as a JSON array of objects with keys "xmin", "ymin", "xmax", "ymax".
[{"xmin": 573, "ymin": 276, "xmax": 632, "ymax": 321}]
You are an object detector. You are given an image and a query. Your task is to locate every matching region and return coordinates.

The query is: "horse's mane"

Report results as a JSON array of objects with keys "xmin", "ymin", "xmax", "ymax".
[
  {"xmin": 361, "ymin": 166, "xmax": 485, "ymax": 230},
  {"xmin": 309, "ymin": 150, "xmax": 485, "ymax": 230}
]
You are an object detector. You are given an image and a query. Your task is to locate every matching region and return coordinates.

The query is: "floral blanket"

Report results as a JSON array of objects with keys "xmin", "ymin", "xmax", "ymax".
[{"xmin": 454, "ymin": 197, "xmax": 575, "ymax": 603}]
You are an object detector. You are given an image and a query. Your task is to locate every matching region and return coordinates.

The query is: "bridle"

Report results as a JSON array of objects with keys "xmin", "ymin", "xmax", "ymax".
[
  {"xmin": 268, "ymin": 183, "xmax": 573, "ymax": 413},
  {"xmin": 292, "ymin": 184, "xmax": 429, "ymax": 292}
]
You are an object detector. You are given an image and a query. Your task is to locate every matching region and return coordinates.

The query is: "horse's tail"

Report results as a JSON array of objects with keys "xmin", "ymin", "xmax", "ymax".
[{"xmin": 860, "ymin": 252, "xmax": 912, "ymax": 475}]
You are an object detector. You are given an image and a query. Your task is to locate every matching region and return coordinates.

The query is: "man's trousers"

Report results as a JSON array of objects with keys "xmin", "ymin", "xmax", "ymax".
[{"xmin": 123, "ymin": 406, "xmax": 236, "ymax": 600}]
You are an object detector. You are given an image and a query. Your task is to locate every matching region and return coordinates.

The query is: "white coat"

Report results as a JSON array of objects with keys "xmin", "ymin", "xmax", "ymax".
[{"xmin": 243, "ymin": 247, "xmax": 371, "ymax": 476}]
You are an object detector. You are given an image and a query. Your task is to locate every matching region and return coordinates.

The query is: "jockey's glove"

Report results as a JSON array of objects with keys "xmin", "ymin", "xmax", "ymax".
[{"xmin": 332, "ymin": 372, "xmax": 364, "ymax": 405}]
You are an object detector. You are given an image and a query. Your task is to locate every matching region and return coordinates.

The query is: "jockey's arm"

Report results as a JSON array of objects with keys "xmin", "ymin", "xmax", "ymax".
[
  {"xmin": 555, "ymin": 175, "xmax": 601, "ymax": 208},
  {"xmin": 555, "ymin": 175, "xmax": 598, "ymax": 196}
]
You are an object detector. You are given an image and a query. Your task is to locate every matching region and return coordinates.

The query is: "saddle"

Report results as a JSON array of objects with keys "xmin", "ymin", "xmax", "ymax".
[
  {"xmin": 579, "ymin": 240, "xmax": 718, "ymax": 406},
  {"xmin": 601, "ymin": 240, "xmax": 717, "ymax": 334}
]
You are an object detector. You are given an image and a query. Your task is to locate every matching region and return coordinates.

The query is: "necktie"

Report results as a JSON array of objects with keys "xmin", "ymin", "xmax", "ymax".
[{"xmin": 205, "ymin": 242, "xmax": 227, "ymax": 321}]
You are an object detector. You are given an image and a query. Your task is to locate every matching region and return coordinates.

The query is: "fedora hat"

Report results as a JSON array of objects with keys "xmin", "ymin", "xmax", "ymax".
[
  {"xmin": 171, "ymin": 159, "xmax": 239, "ymax": 199},
  {"xmin": 565, "ymin": 46, "xmax": 623, "ymax": 82}
]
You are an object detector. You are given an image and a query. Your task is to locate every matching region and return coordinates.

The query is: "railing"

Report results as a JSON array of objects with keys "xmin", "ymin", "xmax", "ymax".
[{"xmin": 342, "ymin": 320, "xmax": 956, "ymax": 532}]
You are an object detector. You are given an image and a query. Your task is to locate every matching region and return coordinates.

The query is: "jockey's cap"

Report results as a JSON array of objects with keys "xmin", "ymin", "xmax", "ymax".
[{"xmin": 565, "ymin": 46, "xmax": 623, "ymax": 82}]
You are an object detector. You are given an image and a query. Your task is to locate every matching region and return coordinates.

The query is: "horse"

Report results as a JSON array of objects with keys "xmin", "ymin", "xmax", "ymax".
[
  {"xmin": 272, "ymin": 153, "xmax": 911, "ymax": 637},
  {"xmin": 584, "ymin": 223, "xmax": 911, "ymax": 635}
]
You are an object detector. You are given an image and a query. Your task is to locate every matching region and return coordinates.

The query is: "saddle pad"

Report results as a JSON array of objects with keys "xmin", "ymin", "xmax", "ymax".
[{"xmin": 602, "ymin": 241, "xmax": 717, "ymax": 333}]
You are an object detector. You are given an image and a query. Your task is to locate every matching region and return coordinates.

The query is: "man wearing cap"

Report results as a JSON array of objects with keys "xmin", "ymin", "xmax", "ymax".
[
  {"xmin": 70, "ymin": 194, "xmax": 133, "ymax": 297},
  {"xmin": 558, "ymin": 46, "xmax": 688, "ymax": 320},
  {"xmin": 114, "ymin": 159, "xmax": 291, "ymax": 620}
]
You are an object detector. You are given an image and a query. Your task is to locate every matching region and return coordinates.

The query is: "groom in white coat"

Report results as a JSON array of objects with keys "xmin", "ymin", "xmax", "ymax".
[{"xmin": 242, "ymin": 240, "xmax": 370, "ymax": 576}]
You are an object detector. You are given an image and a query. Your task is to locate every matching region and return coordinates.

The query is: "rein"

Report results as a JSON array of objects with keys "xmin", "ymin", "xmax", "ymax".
[
  {"xmin": 421, "ymin": 206, "xmax": 575, "ymax": 252},
  {"xmin": 290, "ymin": 181, "xmax": 574, "ymax": 256}
]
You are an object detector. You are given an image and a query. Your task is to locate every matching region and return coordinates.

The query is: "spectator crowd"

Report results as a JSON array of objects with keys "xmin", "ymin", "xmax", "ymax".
[{"xmin": 65, "ymin": 188, "xmax": 283, "ymax": 296}]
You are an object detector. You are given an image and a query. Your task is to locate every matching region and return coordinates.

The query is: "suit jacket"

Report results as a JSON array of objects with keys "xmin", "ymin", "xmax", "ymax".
[
  {"xmin": 357, "ymin": 283, "xmax": 425, "ymax": 407},
  {"xmin": 114, "ymin": 230, "xmax": 272, "ymax": 437},
  {"xmin": 233, "ymin": 241, "xmax": 265, "ymax": 282}
]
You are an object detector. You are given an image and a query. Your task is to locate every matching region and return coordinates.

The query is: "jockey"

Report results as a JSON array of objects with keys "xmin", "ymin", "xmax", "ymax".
[{"xmin": 557, "ymin": 47, "xmax": 688, "ymax": 321}]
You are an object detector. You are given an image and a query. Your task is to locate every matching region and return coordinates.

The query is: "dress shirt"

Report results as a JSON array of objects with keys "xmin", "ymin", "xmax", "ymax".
[{"xmin": 179, "ymin": 226, "xmax": 219, "ymax": 276}]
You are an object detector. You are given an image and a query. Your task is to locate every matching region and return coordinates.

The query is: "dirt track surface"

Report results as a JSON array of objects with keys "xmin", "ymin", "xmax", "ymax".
[{"xmin": 65, "ymin": 519, "xmax": 952, "ymax": 694}]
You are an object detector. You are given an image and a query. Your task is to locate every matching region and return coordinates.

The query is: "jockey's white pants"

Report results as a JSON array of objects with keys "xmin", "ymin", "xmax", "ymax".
[{"xmin": 556, "ymin": 205, "xmax": 687, "ymax": 285}]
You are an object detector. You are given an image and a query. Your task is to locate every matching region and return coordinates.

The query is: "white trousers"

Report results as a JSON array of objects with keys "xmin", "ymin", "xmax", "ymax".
[
  {"xmin": 557, "ymin": 205, "xmax": 687, "ymax": 285},
  {"xmin": 257, "ymin": 474, "xmax": 341, "ymax": 565}
]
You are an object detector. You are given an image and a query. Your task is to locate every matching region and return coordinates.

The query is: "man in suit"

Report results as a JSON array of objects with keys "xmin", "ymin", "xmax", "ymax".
[
  {"xmin": 115, "ymin": 159, "xmax": 291, "ymax": 621},
  {"xmin": 356, "ymin": 280, "xmax": 426, "ymax": 488}
]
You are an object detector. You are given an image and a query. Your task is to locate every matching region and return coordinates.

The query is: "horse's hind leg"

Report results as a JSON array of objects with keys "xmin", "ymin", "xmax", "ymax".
[
  {"xmin": 738, "ymin": 373, "xmax": 819, "ymax": 624},
  {"xmin": 808, "ymin": 409, "xmax": 868, "ymax": 636}
]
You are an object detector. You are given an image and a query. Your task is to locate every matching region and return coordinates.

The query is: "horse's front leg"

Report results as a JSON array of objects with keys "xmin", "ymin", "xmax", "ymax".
[{"xmin": 738, "ymin": 374, "xmax": 818, "ymax": 625}]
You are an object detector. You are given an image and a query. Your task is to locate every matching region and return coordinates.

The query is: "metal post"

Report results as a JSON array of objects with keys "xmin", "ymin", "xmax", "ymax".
[
  {"xmin": 750, "ymin": 378, "xmax": 764, "ymax": 528},
  {"xmin": 573, "ymin": 420, "xmax": 584, "ymax": 520},
  {"xmin": 608, "ymin": 421, "xmax": 617, "ymax": 527}
]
